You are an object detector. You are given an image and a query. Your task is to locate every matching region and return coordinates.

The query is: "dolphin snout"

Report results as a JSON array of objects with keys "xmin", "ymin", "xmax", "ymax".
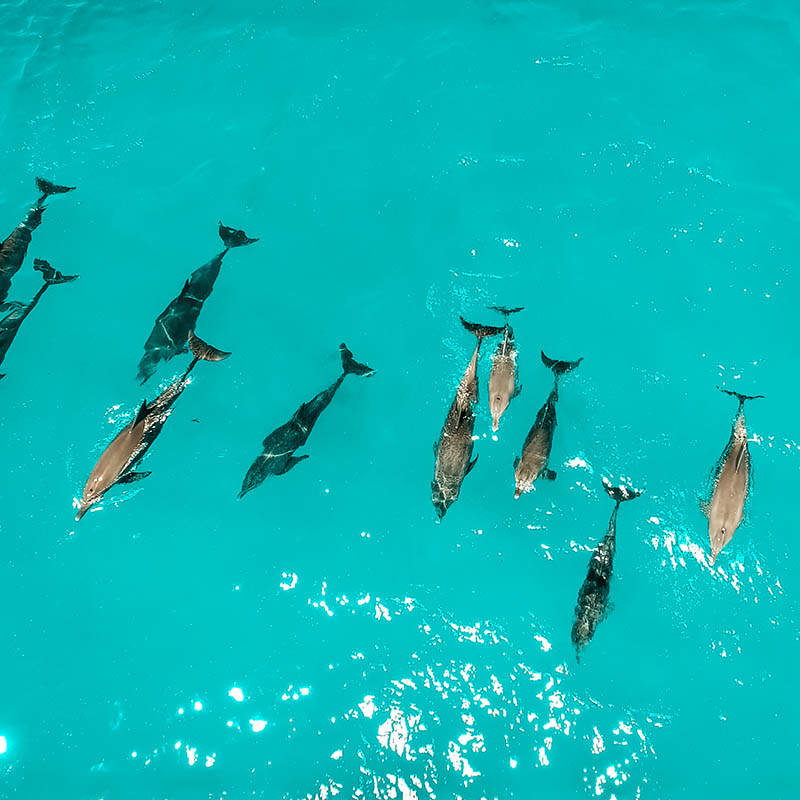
[
  {"xmin": 75, "ymin": 503, "xmax": 89, "ymax": 522},
  {"xmin": 514, "ymin": 488, "xmax": 521, "ymax": 499}
]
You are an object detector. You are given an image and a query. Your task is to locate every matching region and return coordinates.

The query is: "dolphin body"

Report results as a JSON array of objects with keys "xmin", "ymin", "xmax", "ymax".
[
  {"xmin": 0, "ymin": 178, "xmax": 76, "ymax": 306},
  {"xmin": 239, "ymin": 344, "xmax": 374, "ymax": 497},
  {"xmin": 76, "ymin": 331, "xmax": 230, "ymax": 520},
  {"xmin": 0, "ymin": 260, "xmax": 78, "ymax": 379},
  {"xmin": 513, "ymin": 351, "xmax": 582, "ymax": 498},
  {"xmin": 571, "ymin": 478, "xmax": 642, "ymax": 661},
  {"xmin": 487, "ymin": 305, "xmax": 524, "ymax": 431},
  {"xmin": 702, "ymin": 389, "xmax": 763, "ymax": 564},
  {"xmin": 136, "ymin": 223, "xmax": 258, "ymax": 384},
  {"xmin": 431, "ymin": 317, "xmax": 504, "ymax": 518}
]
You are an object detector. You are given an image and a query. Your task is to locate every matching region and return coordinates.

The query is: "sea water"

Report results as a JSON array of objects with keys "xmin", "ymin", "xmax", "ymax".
[{"xmin": 0, "ymin": 1, "xmax": 798, "ymax": 798}]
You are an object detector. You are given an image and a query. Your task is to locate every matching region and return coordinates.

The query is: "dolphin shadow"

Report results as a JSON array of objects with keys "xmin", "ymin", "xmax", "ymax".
[
  {"xmin": 0, "ymin": 260, "xmax": 78, "ymax": 380},
  {"xmin": 571, "ymin": 478, "xmax": 642, "ymax": 662},
  {"xmin": 136, "ymin": 222, "xmax": 258, "ymax": 384},
  {"xmin": 238, "ymin": 344, "xmax": 374, "ymax": 499},
  {"xmin": 0, "ymin": 177, "xmax": 76, "ymax": 307}
]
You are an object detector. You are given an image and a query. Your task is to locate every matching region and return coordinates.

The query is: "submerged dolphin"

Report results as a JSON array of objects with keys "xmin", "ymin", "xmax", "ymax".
[
  {"xmin": 239, "ymin": 344, "xmax": 374, "ymax": 498},
  {"xmin": 487, "ymin": 305, "xmax": 524, "ymax": 431},
  {"xmin": 702, "ymin": 388, "xmax": 763, "ymax": 564},
  {"xmin": 571, "ymin": 478, "xmax": 642, "ymax": 661},
  {"xmin": 514, "ymin": 350, "xmax": 582, "ymax": 498},
  {"xmin": 432, "ymin": 317, "xmax": 504, "ymax": 518},
  {"xmin": 136, "ymin": 222, "xmax": 258, "ymax": 384},
  {"xmin": 0, "ymin": 177, "xmax": 76, "ymax": 306},
  {"xmin": 0, "ymin": 259, "xmax": 78, "ymax": 379},
  {"xmin": 76, "ymin": 331, "xmax": 230, "ymax": 520}
]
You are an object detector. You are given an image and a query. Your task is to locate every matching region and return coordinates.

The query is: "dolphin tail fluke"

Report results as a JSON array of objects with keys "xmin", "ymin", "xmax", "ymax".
[
  {"xmin": 719, "ymin": 388, "xmax": 764, "ymax": 408},
  {"xmin": 340, "ymin": 343, "xmax": 375, "ymax": 377},
  {"xmin": 218, "ymin": 222, "xmax": 259, "ymax": 249},
  {"xmin": 35, "ymin": 177, "xmax": 76, "ymax": 205},
  {"xmin": 460, "ymin": 317, "xmax": 505, "ymax": 338},
  {"xmin": 188, "ymin": 330, "xmax": 231, "ymax": 362},
  {"xmin": 488, "ymin": 305, "xmax": 525, "ymax": 318},
  {"xmin": 602, "ymin": 476, "xmax": 642, "ymax": 504},
  {"xmin": 541, "ymin": 351, "xmax": 583, "ymax": 377},
  {"xmin": 33, "ymin": 258, "xmax": 79, "ymax": 285}
]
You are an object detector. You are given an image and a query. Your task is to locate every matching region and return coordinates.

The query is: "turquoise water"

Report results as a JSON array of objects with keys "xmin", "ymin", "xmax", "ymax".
[{"xmin": 1, "ymin": 0, "xmax": 798, "ymax": 797}]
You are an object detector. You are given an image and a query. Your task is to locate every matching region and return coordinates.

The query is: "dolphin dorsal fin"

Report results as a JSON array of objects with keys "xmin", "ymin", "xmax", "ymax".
[
  {"xmin": 734, "ymin": 441, "xmax": 747, "ymax": 473},
  {"xmin": 131, "ymin": 399, "xmax": 148, "ymax": 429}
]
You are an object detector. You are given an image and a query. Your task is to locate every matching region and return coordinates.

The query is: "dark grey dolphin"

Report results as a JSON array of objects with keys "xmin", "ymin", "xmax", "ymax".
[
  {"xmin": 572, "ymin": 478, "xmax": 642, "ymax": 661},
  {"xmin": 76, "ymin": 331, "xmax": 230, "ymax": 520},
  {"xmin": 702, "ymin": 388, "xmax": 763, "ymax": 564},
  {"xmin": 239, "ymin": 344, "xmax": 374, "ymax": 498},
  {"xmin": 136, "ymin": 222, "xmax": 258, "ymax": 384},
  {"xmin": 487, "ymin": 305, "xmax": 524, "ymax": 431},
  {"xmin": 513, "ymin": 350, "xmax": 582, "ymax": 498},
  {"xmin": 0, "ymin": 177, "xmax": 75, "ymax": 306},
  {"xmin": 0, "ymin": 259, "xmax": 78, "ymax": 379},
  {"xmin": 431, "ymin": 317, "xmax": 504, "ymax": 518}
]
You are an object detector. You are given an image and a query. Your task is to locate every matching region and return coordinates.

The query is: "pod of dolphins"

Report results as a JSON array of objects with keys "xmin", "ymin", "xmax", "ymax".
[
  {"xmin": 0, "ymin": 179, "xmax": 765, "ymax": 661},
  {"xmin": 431, "ymin": 310, "xmax": 763, "ymax": 659}
]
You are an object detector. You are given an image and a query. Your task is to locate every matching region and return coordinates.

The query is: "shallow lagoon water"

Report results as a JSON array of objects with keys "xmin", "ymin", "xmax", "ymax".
[{"xmin": 1, "ymin": 1, "xmax": 799, "ymax": 798}]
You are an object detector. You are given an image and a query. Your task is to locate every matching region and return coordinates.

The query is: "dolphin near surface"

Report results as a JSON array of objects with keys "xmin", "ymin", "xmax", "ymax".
[
  {"xmin": 0, "ymin": 260, "xmax": 78, "ymax": 380},
  {"xmin": 702, "ymin": 388, "xmax": 763, "ymax": 565},
  {"xmin": 571, "ymin": 478, "xmax": 642, "ymax": 661},
  {"xmin": 76, "ymin": 331, "xmax": 230, "ymax": 521},
  {"xmin": 487, "ymin": 305, "xmax": 524, "ymax": 431},
  {"xmin": 431, "ymin": 317, "xmax": 504, "ymax": 518},
  {"xmin": 0, "ymin": 177, "xmax": 76, "ymax": 306},
  {"xmin": 238, "ymin": 344, "xmax": 374, "ymax": 498},
  {"xmin": 513, "ymin": 350, "xmax": 582, "ymax": 498},
  {"xmin": 136, "ymin": 222, "xmax": 258, "ymax": 384}
]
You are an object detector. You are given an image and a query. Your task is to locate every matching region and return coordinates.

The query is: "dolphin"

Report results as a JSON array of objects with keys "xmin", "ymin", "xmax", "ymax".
[
  {"xmin": 487, "ymin": 305, "xmax": 524, "ymax": 431},
  {"xmin": 0, "ymin": 260, "xmax": 78, "ymax": 379},
  {"xmin": 0, "ymin": 177, "xmax": 76, "ymax": 306},
  {"xmin": 76, "ymin": 331, "xmax": 230, "ymax": 520},
  {"xmin": 702, "ymin": 388, "xmax": 763, "ymax": 564},
  {"xmin": 513, "ymin": 350, "xmax": 582, "ymax": 498},
  {"xmin": 571, "ymin": 478, "xmax": 642, "ymax": 661},
  {"xmin": 136, "ymin": 222, "xmax": 258, "ymax": 384},
  {"xmin": 239, "ymin": 344, "xmax": 374, "ymax": 498},
  {"xmin": 432, "ymin": 317, "xmax": 504, "ymax": 518}
]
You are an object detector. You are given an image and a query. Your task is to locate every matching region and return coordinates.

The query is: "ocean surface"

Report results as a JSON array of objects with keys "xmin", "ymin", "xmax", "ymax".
[{"xmin": 1, "ymin": 1, "xmax": 798, "ymax": 797}]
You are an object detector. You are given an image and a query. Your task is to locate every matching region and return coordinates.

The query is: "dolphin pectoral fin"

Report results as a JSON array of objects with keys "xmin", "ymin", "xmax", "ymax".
[
  {"xmin": 513, "ymin": 456, "xmax": 520, "ymax": 470},
  {"xmin": 543, "ymin": 468, "xmax": 557, "ymax": 481},
  {"xmin": 117, "ymin": 471, "xmax": 152, "ymax": 484},
  {"xmin": 512, "ymin": 385, "xmax": 523, "ymax": 398},
  {"xmin": 466, "ymin": 455, "xmax": 479, "ymax": 475},
  {"xmin": 699, "ymin": 499, "xmax": 711, "ymax": 518},
  {"xmin": 280, "ymin": 454, "xmax": 309, "ymax": 474}
]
